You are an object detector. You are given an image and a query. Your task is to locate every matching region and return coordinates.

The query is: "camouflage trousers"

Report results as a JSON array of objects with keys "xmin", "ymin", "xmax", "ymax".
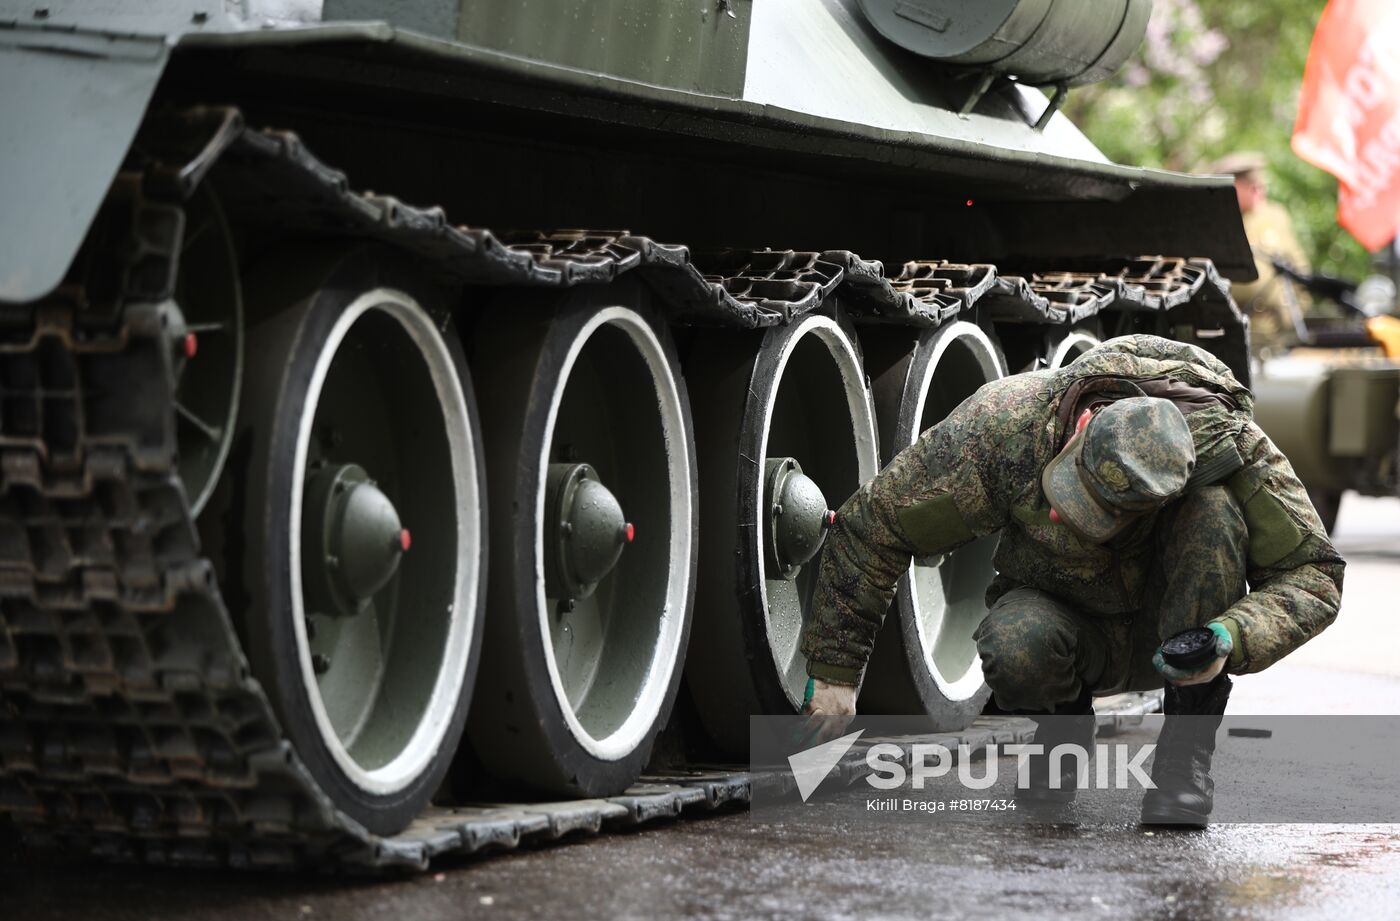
[{"xmin": 973, "ymin": 485, "xmax": 1247, "ymax": 711}]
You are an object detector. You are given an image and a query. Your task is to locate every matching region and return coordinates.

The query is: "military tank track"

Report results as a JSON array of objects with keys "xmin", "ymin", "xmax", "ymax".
[{"xmin": 0, "ymin": 105, "xmax": 1240, "ymax": 871}]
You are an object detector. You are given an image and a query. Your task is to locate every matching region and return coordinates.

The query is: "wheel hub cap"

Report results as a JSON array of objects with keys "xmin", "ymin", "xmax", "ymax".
[
  {"xmin": 304, "ymin": 463, "xmax": 408, "ymax": 618},
  {"xmin": 765, "ymin": 457, "xmax": 835, "ymax": 580},
  {"xmin": 546, "ymin": 462, "xmax": 633, "ymax": 600}
]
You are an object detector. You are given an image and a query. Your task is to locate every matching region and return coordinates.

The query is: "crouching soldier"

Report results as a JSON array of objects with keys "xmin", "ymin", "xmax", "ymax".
[{"xmin": 799, "ymin": 334, "xmax": 1344, "ymax": 825}]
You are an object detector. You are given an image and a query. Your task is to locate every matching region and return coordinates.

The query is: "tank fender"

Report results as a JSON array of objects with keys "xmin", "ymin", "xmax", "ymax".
[{"xmin": 0, "ymin": 32, "xmax": 168, "ymax": 303}]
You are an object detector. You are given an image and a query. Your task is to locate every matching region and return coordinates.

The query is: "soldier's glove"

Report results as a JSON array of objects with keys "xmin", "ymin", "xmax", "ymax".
[
  {"xmin": 799, "ymin": 677, "xmax": 858, "ymax": 744},
  {"xmin": 1152, "ymin": 622, "xmax": 1234, "ymax": 686}
]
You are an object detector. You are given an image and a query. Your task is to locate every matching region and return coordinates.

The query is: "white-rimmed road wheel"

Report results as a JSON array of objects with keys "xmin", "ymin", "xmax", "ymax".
[
  {"xmin": 467, "ymin": 281, "xmax": 696, "ymax": 796},
  {"xmin": 235, "ymin": 250, "xmax": 486, "ymax": 835},
  {"xmin": 686, "ymin": 311, "xmax": 880, "ymax": 754},
  {"xmin": 860, "ymin": 321, "xmax": 1005, "ymax": 727},
  {"xmin": 1049, "ymin": 329, "xmax": 1101, "ymax": 369}
]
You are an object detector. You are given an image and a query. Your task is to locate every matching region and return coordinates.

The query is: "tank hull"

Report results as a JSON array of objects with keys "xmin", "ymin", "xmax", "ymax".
[{"xmin": 0, "ymin": 1, "xmax": 1253, "ymax": 305}]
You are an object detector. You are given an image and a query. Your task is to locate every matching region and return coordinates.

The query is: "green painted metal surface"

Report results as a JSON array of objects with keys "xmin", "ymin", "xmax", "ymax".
[
  {"xmin": 546, "ymin": 462, "xmax": 632, "ymax": 601},
  {"xmin": 1255, "ymin": 358, "xmax": 1400, "ymax": 496},
  {"xmin": 764, "ymin": 457, "xmax": 833, "ymax": 580},
  {"xmin": 858, "ymin": 0, "xmax": 1152, "ymax": 86},
  {"xmin": 0, "ymin": 33, "xmax": 167, "ymax": 302},
  {"xmin": 1328, "ymin": 366, "xmax": 1400, "ymax": 459},
  {"xmin": 303, "ymin": 463, "xmax": 407, "ymax": 618},
  {"xmin": 326, "ymin": 0, "xmax": 751, "ymax": 95},
  {"xmin": 441, "ymin": 0, "xmax": 750, "ymax": 97},
  {"xmin": 0, "ymin": 0, "xmax": 1254, "ymax": 304},
  {"xmin": 1252, "ymin": 365, "xmax": 1344, "ymax": 491}
]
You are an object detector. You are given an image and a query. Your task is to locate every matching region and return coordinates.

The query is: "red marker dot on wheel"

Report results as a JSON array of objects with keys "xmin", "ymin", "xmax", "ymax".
[
  {"xmin": 183, "ymin": 333, "xmax": 198, "ymax": 359},
  {"xmin": 398, "ymin": 528, "xmax": 412, "ymax": 552},
  {"xmin": 624, "ymin": 522, "xmax": 635, "ymax": 544}
]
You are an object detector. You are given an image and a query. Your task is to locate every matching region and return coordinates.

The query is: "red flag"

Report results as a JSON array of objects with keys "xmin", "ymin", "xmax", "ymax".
[{"xmin": 1293, "ymin": 0, "xmax": 1400, "ymax": 251}]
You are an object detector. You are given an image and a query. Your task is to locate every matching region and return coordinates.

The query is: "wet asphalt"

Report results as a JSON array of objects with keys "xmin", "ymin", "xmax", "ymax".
[
  {"xmin": 6, "ymin": 804, "xmax": 1399, "ymax": 921},
  {"xmin": 5, "ymin": 496, "xmax": 1399, "ymax": 920}
]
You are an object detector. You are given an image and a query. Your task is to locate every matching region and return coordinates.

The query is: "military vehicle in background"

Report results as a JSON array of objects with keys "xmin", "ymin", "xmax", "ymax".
[
  {"xmin": 0, "ymin": 0, "xmax": 1252, "ymax": 868},
  {"xmin": 1252, "ymin": 260, "xmax": 1400, "ymax": 532}
]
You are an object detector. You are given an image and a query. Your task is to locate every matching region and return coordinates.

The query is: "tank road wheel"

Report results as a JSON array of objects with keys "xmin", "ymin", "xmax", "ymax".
[
  {"xmin": 1048, "ymin": 329, "xmax": 1101, "ymax": 369},
  {"xmin": 236, "ymin": 252, "xmax": 486, "ymax": 835},
  {"xmin": 172, "ymin": 186, "xmax": 243, "ymax": 515},
  {"xmin": 468, "ymin": 282, "xmax": 696, "ymax": 796},
  {"xmin": 860, "ymin": 322, "xmax": 1005, "ymax": 727},
  {"xmin": 686, "ymin": 312, "xmax": 880, "ymax": 754}
]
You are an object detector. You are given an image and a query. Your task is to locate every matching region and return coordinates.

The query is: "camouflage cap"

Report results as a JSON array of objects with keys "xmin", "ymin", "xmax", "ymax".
[{"xmin": 1041, "ymin": 397, "xmax": 1196, "ymax": 543}]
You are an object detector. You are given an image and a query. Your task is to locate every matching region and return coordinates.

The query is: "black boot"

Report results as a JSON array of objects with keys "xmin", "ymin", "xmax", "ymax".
[
  {"xmin": 1016, "ymin": 687, "xmax": 1096, "ymax": 805},
  {"xmin": 1140, "ymin": 674, "xmax": 1232, "ymax": 827}
]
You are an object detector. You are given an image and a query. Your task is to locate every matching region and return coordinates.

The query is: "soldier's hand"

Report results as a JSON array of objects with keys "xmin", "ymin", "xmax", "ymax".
[
  {"xmin": 799, "ymin": 677, "xmax": 857, "ymax": 745},
  {"xmin": 803, "ymin": 677, "xmax": 857, "ymax": 717},
  {"xmin": 1153, "ymin": 622, "xmax": 1233, "ymax": 686}
]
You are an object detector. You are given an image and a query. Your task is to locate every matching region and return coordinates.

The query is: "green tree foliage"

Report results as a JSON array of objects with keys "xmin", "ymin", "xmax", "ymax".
[{"xmin": 1064, "ymin": 0, "xmax": 1372, "ymax": 278}]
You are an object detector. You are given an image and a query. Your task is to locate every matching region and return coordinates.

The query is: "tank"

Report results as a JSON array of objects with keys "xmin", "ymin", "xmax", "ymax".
[{"xmin": 0, "ymin": 0, "xmax": 1253, "ymax": 868}]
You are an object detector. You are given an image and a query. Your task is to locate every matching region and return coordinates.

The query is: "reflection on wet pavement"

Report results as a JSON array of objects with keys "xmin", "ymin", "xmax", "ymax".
[{"xmin": 6, "ymin": 806, "xmax": 1399, "ymax": 921}]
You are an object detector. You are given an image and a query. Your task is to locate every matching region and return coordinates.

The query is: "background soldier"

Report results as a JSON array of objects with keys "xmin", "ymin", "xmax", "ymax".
[
  {"xmin": 799, "ymin": 334, "xmax": 1344, "ymax": 825},
  {"xmin": 1212, "ymin": 151, "xmax": 1315, "ymax": 351}
]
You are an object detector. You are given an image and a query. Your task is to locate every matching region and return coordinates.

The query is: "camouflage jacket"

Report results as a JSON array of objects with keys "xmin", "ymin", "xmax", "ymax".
[{"xmin": 800, "ymin": 334, "xmax": 1345, "ymax": 685}]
